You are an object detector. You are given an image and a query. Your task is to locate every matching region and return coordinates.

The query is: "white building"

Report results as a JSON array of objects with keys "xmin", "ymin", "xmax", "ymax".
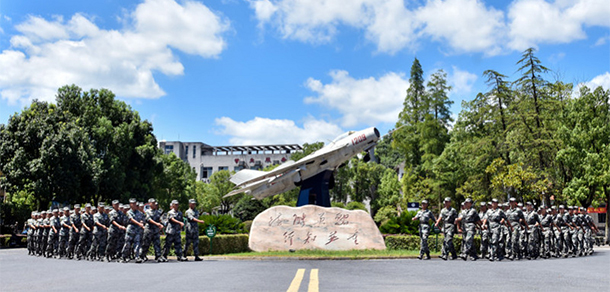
[{"xmin": 158, "ymin": 141, "xmax": 302, "ymax": 182}]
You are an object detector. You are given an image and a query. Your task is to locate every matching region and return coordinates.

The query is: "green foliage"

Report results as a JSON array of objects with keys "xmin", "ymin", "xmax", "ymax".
[
  {"xmin": 331, "ymin": 202, "xmax": 346, "ymax": 208},
  {"xmin": 232, "ymin": 195, "xmax": 267, "ymax": 222},
  {"xmin": 379, "ymin": 211, "xmax": 419, "ymax": 235},
  {"xmin": 373, "ymin": 205, "xmax": 398, "ymax": 225},
  {"xmin": 199, "ymin": 214, "xmax": 245, "ymax": 235},
  {"xmin": 385, "ymin": 234, "xmax": 480, "ymax": 252},
  {"xmin": 345, "ymin": 201, "xmax": 367, "ymax": 212},
  {"xmin": 193, "ymin": 170, "xmax": 237, "ymax": 214},
  {"xmin": 151, "ymin": 234, "xmax": 250, "ymax": 256}
]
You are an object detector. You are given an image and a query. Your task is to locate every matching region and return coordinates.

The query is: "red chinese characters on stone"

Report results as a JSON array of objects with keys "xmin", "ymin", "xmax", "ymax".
[
  {"xmin": 283, "ymin": 231, "xmax": 295, "ymax": 246},
  {"xmin": 325, "ymin": 231, "xmax": 339, "ymax": 245},
  {"xmin": 293, "ymin": 213, "xmax": 306, "ymax": 227}
]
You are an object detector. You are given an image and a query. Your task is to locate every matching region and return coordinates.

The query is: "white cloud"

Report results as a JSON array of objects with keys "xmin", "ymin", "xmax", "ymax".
[
  {"xmin": 0, "ymin": 0, "xmax": 230, "ymax": 105},
  {"xmin": 215, "ymin": 116, "xmax": 344, "ymax": 145},
  {"xmin": 449, "ymin": 66, "xmax": 478, "ymax": 94},
  {"xmin": 304, "ymin": 70, "xmax": 409, "ymax": 128},
  {"xmin": 250, "ymin": 0, "xmax": 610, "ymax": 55},
  {"xmin": 578, "ymin": 72, "xmax": 610, "ymax": 91},
  {"xmin": 416, "ymin": 0, "xmax": 505, "ymax": 56},
  {"xmin": 508, "ymin": 0, "xmax": 610, "ymax": 50}
]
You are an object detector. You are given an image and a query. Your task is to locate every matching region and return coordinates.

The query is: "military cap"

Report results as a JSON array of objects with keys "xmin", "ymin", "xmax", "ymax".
[
  {"xmin": 491, "ymin": 198, "xmax": 499, "ymax": 203},
  {"xmin": 465, "ymin": 198, "xmax": 473, "ymax": 203},
  {"xmin": 91, "ymin": 208, "xmax": 97, "ymax": 212},
  {"xmin": 63, "ymin": 207, "xmax": 69, "ymax": 211},
  {"xmin": 105, "ymin": 206, "xmax": 112, "ymax": 210},
  {"xmin": 112, "ymin": 200, "xmax": 119, "ymax": 205},
  {"xmin": 461, "ymin": 202, "xmax": 464, "ymax": 206},
  {"xmin": 119, "ymin": 204, "xmax": 125, "ymax": 209},
  {"xmin": 559, "ymin": 205, "xmax": 565, "ymax": 209},
  {"xmin": 503, "ymin": 203, "xmax": 510, "ymax": 207},
  {"xmin": 137, "ymin": 202, "xmax": 144, "ymax": 207},
  {"xmin": 480, "ymin": 202, "xmax": 486, "ymax": 206},
  {"xmin": 52, "ymin": 209, "xmax": 59, "ymax": 213},
  {"xmin": 509, "ymin": 197, "xmax": 517, "ymax": 202},
  {"xmin": 31, "ymin": 211, "xmax": 36, "ymax": 215},
  {"xmin": 526, "ymin": 201, "xmax": 532, "ymax": 205},
  {"xmin": 148, "ymin": 198, "xmax": 157, "ymax": 203},
  {"xmin": 171, "ymin": 199, "xmax": 179, "ymax": 205},
  {"xmin": 74, "ymin": 204, "xmax": 81, "ymax": 208},
  {"xmin": 487, "ymin": 201, "xmax": 492, "ymax": 206},
  {"xmin": 85, "ymin": 203, "xmax": 92, "ymax": 208},
  {"xmin": 567, "ymin": 206, "xmax": 573, "ymax": 210},
  {"xmin": 551, "ymin": 206, "xmax": 557, "ymax": 210},
  {"xmin": 41, "ymin": 210, "xmax": 47, "ymax": 214},
  {"xmin": 97, "ymin": 202, "xmax": 105, "ymax": 207},
  {"xmin": 129, "ymin": 198, "xmax": 137, "ymax": 203},
  {"xmin": 517, "ymin": 203, "xmax": 523, "ymax": 208},
  {"xmin": 444, "ymin": 197, "xmax": 451, "ymax": 202},
  {"xmin": 189, "ymin": 199, "xmax": 196, "ymax": 204}
]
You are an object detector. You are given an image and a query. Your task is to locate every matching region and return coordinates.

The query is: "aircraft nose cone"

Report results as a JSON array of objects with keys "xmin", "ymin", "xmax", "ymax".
[{"xmin": 374, "ymin": 128, "xmax": 380, "ymax": 139}]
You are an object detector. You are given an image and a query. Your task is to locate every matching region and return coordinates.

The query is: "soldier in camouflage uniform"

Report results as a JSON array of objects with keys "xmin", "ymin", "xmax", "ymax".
[
  {"xmin": 88, "ymin": 204, "xmax": 109, "ymax": 261},
  {"xmin": 538, "ymin": 206, "xmax": 557, "ymax": 259},
  {"xmin": 572, "ymin": 206, "xmax": 584, "ymax": 256},
  {"xmin": 563, "ymin": 206, "xmax": 576, "ymax": 256},
  {"xmin": 500, "ymin": 203, "xmax": 510, "ymax": 259},
  {"xmin": 517, "ymin": 202, "xmax": 528, "ymax": 256},
  {"xmin": 434, "ymin": 197, "xmax": 458, "ymax": 260},
  {"xmin": 580, "ymin": 207, "xmax": 598, "ymax": 255},
  {"xmin": 184, "ymin": 199, "xmax": 205, "ymax": 261},
  {"xmin": 58, "ymin": 207, "xmax": 72, "ymax": 258},
  {"xmin": 140, "ymin": 198, "xmax": 165, "ymax": 262},
  {"xmin": 505, "ymin": 198, "xmax": 528, "ymax": 260},
  {"xmin": 40, "ymin": 211, "xmax": 51, "ymax": 257},
  {"xmin": 482, "ymin": 199, "xmax": 511, "ymax": 261},
  {"xmin": 105, "ymin": 200, "xmax": 126, "ymax": 262},
  {"xmin": 456, "ymin": 198, "xmax": 482, "ymax": 261},
  {"xmin": 479, "ymin": 202, "xmax": 491, "ymax": 259},
  {"xmin": 36, "ymin": 211, "xmax": 46, "ymax": 256},
  {"xmin": 46, "ymin": 209, "xmax": 60, "ymax": 258},
  {"xmin": 116, "ymin": 204, "xmax": 128, "ymax": 259},
  {"xmin": 77, "ymin": 204, "xmax": 93, "ymax": 260},
  {"xmin": 67, "ymin": 204, "xmax": 82, "ymax": 259},
  {"xmin": 524, "ymin": 202, "xmax": 541, "ymax": 259},
  {"xmin": 26, "ymin": 212, "xmax": 37, "ymax": 255},
  {"xmin": 412, "ymin": 199, "xmax": 436, "ymax": 260},
  {"xmin": 163, "ymin": 200, "xmax": 187, "ymax": 261},
  {"xmin": 122, "ymin": 198, "xmax": 145, "ymax": 263}
]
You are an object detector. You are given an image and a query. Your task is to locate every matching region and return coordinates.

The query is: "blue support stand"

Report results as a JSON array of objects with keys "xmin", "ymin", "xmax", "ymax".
[{"xmin": 296, "ymin": 170, "xmax": 333, "ymax": 207}]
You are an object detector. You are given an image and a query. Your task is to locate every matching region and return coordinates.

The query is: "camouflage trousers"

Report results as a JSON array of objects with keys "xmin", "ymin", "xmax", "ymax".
[
  {"xmin": 116, "ymin": 230, "xmax": 125, "ymax": 258},
  {"xmin": 441, "ymin": 224, "xmax": 457, "ymax": 258},
  {"xmin": 507, "ymin": 224, "xmax": 523, "ymax": 258},
  {"xmin": 184, "ymin": 231, "xmax": 199, "ymax": 257},
  {"xmin": 563, "ymin": 228, "xmax": 573, "ymax": 255},
  {"xmin": 122, "ymin": 230, "xmax": 142, "ymax": 259},
  {"xmin": 462, "ymin": 224, "xmax": 476, "ymax": 258},
  {"xmin": 572, "ymin": 229, "xmax": 584, "ymax": 255},
  {"xmin": 480, "ymin": 228, "xmax": 490, "ymax": 258},
  {"xmin": 105, "ymin": 229, "xmax": 122, "ymax": 259},
  {"xmin": 526, "ymin": 226, "xmax": 539, "ymax": 258},
  {"xmin": 46, "ymin": 232, "xmax": 58, "ymax": 256},
  {"xmin": 489, "ymin": 225, "xmax": 503, "ymax": 260},
  {"xmin": 418, "ymin": 224, "xmax": 430, "ymax": 256},
  {"xmin": 163, "ymin": 233, "xmax": 183, "ymax": 258},
  {"xmin": 88, "ymin": 230, "xmax": 107, "ymax": 258},
  {"xmin": 540, "ymin": 227, "xmax": 553, "ymax": 257},
  {"xmin": 58, "ymin": 234, "xmax": 69, "ymax": 257},
  {"xmin": 584, "ymin": 227, "xmax": 594, "ymax": 253},
  {"xmin": 141, "ymin": 228, "xmax": 162, "ymax": 258},
  {"xmin": 77, "ymin": 231, "xmax": 92, "ymax": 258},
  {"xmin": 39, "ymin": 231, "xmax": 49, "ymax": 255},
  {"xmin": 67, "ymin": 230, "xmax": 79, "ymax": 258},
  {"xmin": 27, "ymin": 232, "xmax": 35, "ymax": 254}
]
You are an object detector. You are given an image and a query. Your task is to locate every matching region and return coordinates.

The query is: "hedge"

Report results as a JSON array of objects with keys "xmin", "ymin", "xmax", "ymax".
[
  {"xmin": 0, "ymin": 234, "xmax": 27, "ymax": 248},
  {"xmin": 146, "ymin": 234, "xmax": 250, "ymax": 256},
  {"xmin": 385, "ymin": 234, "xmax": 481, "ymax": 252}
]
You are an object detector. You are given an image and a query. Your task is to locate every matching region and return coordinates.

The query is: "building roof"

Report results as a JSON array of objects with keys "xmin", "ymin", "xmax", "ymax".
[{"xmin": 212, "ymin": 144, "xmax": 302, "ymax": 153}]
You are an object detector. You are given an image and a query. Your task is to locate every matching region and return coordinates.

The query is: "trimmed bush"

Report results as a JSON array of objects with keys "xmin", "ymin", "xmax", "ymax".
[
  {"xmin": 385, "ymin": 234, "xmax": 481, "ymax": 252},
  {"xmin": 198, "ymin": 214, "xmax": 246, "ymax": 235},
  {"xmin": 147, "ymin": 234, "xmax": 250, "ymax": 256}
]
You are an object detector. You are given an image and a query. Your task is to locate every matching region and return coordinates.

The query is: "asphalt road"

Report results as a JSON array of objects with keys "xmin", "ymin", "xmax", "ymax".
[{"xmin": 1, "ymin": 248, "xmax": 609, "ymax": 292}]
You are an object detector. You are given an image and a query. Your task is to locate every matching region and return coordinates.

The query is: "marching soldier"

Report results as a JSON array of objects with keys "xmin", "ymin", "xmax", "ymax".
[
  {"xmin": 58, "ymin": 207, "xmax": 72, "ymax": 258},
  {"xmin": 26, "ymin": 212, "xmax": 37, "ymax": 255},
  {"xmin": 524, "ymin": 202, "xmax": 541, "ymax": 259},
  {"xmin": 184, "ymin": 199, "xmax": 205, "ymax": 261},
  {"xmin": 538, "ymin": 206, "xmax": 557, "ymax": 259},
  {"xmin": 434, "ymin": 197, "xmax": 458, "ymax": 260},
  {"xmin": 140, "ymin": 199, "xmax": 165, "ymax": 262},
  {"xmin": 116, "ymin": 204, "xmax": 128, "ymax": 259},
  {"xmin": 68, "ymin": 204, "xmax": 81, "ymax": 259},
  {"xmin": 580, "ymin": 207, "xmax": 598, "ymax": 255},
  {"xmin": 482, "ymin": 199, "xmax": 512, "ymax": 261},
  {"xmin": 163, "ymin": 200, "xmax": 187, "ymax": 261},
  {"xmin": 106, "ymin": 200, "xmax": 126, "ymax": 262},
  {"xmin": 563, "ymin": 206, "xmax": 576, "ymax": 256},
  {"xmin": 479, "ymin": 202, "xmax": 491, "ymax": 259},
  {"xmin": 456, "ymin": 198, "xmax": 482, "ymax": 261},
  {"xmin": 46, "ymin": 209, "xmax": 60, "ymax": 258},
  {"xmin": 412, "ymin": 199, "xmax": 436, "ymax": 260},
  {"xmin": 41, "ymin": 211, "xmax": 51, "ymax": 257},
  {"xmin": 77, "ymin": 204, "xmax": 94, "ymax": 260},
  {"xmin": 122, "ymin": 198, "xmax": 145, "ymax": 263},
  {"xmin": 505, "ymin": 198, "xmax": 528, "ymax": 260}
]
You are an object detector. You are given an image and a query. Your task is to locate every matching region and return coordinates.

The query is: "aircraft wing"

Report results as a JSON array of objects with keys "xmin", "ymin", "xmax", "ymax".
[{"xmin": 229, "ymin": 142, "xmax": 348, "ymax": 188}]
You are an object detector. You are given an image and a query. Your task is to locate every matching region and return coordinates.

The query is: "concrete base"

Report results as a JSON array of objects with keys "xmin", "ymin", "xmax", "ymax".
[{"xmin": 249, "ymin": 205, "xmax": 386, "ymax": 252}]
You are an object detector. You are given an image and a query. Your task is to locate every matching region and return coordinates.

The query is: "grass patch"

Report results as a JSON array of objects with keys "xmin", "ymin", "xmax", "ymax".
[{"xmin": 214, "ymin": 249, "xmax": 442, "ymax": 259}]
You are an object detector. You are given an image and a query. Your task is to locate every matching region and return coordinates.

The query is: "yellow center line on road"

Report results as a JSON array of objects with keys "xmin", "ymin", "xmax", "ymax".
[
  {"xmin": 308, "ymin": 269, "xmax": 319, "ymax": 292},
  {"xmin": 287, "ymin": 269, "xmax": 305, "ymax": 292}
]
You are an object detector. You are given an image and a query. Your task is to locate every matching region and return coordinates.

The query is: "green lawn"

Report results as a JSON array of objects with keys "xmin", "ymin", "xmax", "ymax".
[{"xmin": 214, "ymin": 249, "xmax": 442, "ymax": 259}]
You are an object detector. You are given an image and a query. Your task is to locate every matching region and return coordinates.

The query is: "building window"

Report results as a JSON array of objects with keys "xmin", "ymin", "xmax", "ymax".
[
  {"xmin": 218, "ymin": 166, "xmax": 229, "ymax": 171},
  {"xmin": 201, "ymin": 167, "xmax": 213, "ymax": 179},
  {"xmin": 599, "ymin": 213, "xmax": 607, "ymax": 224},
  {"xmin": 185, "ymin": 146, "xmax": 188, "ymax": 158},
  {"xmin": 234, "ymin": 165, "xmax": 245, "ymax": 172},
  {"xmin": 164, "ymin": 145, "xmax": 174, "ymax": 155},
  {"xmin": 193, "ymin": 146, "xmax": 196, "ymax": 158}
]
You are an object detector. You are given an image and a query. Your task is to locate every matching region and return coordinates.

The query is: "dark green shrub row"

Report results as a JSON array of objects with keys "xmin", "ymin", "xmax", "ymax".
[
  {"xmin": 0, "ymin": 235, "xmax": 27, "ymax": 248},
  {"xmin": 385, "ymin": 234, "xmax": 481, "ymax": 252},
  {"xmin": 146, "ymin": 234, "xmax": 249, "ymax": 256}
]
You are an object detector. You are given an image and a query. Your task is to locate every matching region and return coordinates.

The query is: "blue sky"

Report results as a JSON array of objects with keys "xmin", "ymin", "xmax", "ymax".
[{"xmin": 1, "ymin": 0, "xmax": 609, "ymax": 146}]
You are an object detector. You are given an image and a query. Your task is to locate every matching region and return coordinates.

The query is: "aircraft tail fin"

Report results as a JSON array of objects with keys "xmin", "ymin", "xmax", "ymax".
[{"xmin": 230, "ymin": 169, "xmax": 267, "ymax": 186}]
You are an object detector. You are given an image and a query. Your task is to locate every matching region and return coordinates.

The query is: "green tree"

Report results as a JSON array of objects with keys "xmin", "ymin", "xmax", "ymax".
[{"xmin": 152, "ymin": 152, "xmax": 195, "ymax": 210}]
